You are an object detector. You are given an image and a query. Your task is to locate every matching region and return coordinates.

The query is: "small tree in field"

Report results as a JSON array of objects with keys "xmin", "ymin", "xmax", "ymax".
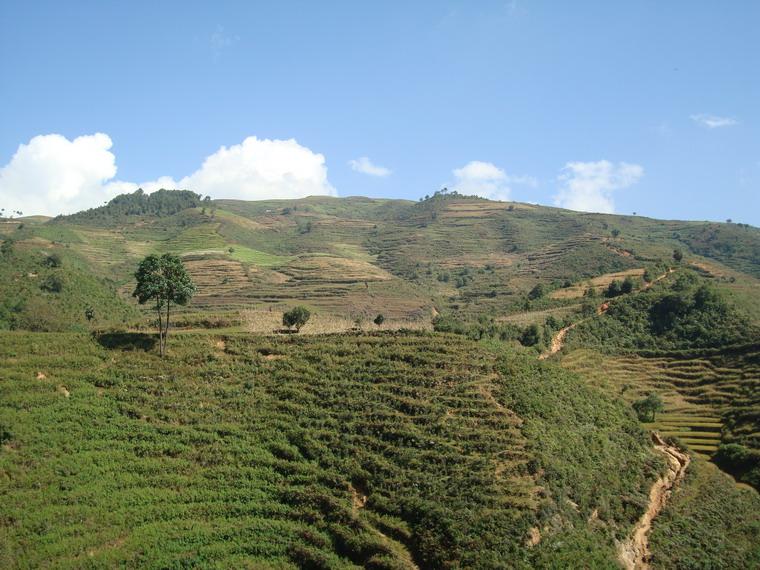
[
  {"xmin": 632, "ymin": 392, "xmax": 664, "ymax": 422},
  {"xmin": 528, "ymin": 283, "xmax": 545, "ymax": 300},
  {"xmin": 84, "ymin": 306, "xmax": 95, "ymax": 325},
  {"xmin": 373, "ymin": 314, "xmax": 385, "ymax": 326},
  {"xmin": 133, "ymin": 253, "xmax": 196, "ymax": 357},
  {"xmin": 283, "ymin": 306, "xmax": 310, "ymax": 333},
  {"xmin": 673, "ymin": 248, "xmax": 683, "ymax": 263}
]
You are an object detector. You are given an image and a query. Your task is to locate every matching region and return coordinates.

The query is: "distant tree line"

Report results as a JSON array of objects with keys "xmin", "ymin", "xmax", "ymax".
[{"xmin": 57, "ymin": 189, "xmax": 203, "ymax": 223}]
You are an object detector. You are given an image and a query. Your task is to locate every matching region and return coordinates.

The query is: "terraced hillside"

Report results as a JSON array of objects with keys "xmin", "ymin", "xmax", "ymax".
[
  {"xmin": 3, "ymin": 191, "xmax": 759, "ymax": 332},
  {"xmin": 561, "ymin": 344, "xmax": 760, "ymax": 481},
  {"xmin": 0, "ymin": 331, "xmax": 662, "ymax": 568}
]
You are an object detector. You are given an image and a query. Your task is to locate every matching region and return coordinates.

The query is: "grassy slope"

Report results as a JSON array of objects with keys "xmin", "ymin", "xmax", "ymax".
[
  {"xmin": 0, "ymin": 240, "xmax": 138, "ymax": 332},
  {"xmin": 648, "ymin": 458, "xmax": 760, "ymax": 569},
  {"xmin": 0, "ymin": 331, "xmax": 656, "ymax": 568}
]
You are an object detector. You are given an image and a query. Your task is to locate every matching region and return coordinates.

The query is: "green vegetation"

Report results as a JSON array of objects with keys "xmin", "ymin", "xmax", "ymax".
[
  {"xmin": 2, "ymin": 192, "xmax": 760, "ymax": 566},
  {"xmin": 133, "ymin": 254, "xmax": 196, "ymax": 357},
  {"xmin": 567, "ymin": 272, "xmax": 756, "ymax": 352},
  {"xmin": 282, "ymin": 305, "xmax": 311, "ymax": 332},
  {"xmin": 228, "ymin": 245, "xmax": 292, "ymax": 266},
  {"xmin": 632, "ymin": 392, "xmax": 664, "ymax": 422},
  {"xmin": 59, "ymin": 189, "xmax": 202, "ymax": 224},
  {"xmin": 493, "ymin": 351, "xmax": 659, "ymax": 566},
  {"xmin": 714, "ymin": 444, "xmax": 760, "ymax": 490},
  {"xmin": 0, "ymin": 331, "xmax": 656, "ymax": 568},
  {"xmin": 649, "ymin": 459, "xmax": 760, "ymax": 568},
  {"xmin": 0, "ymin": 242, "xmax": 137, "ymax": 331}
]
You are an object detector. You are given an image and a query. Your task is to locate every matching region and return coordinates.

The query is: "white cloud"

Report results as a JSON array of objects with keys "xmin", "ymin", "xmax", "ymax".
[
  {"xmin": 176, "ymin": 137, "xmax": 336, "ymax": 200},
  {"xmin": 690, "ymin": 114, "xmax": 738, "ymax": 129},
  {"xmin": 451, "ymin": 160, "xmax": 536, "ymax": 201},
  {"xmin": 0, "ymin": 134, "xmax": 336, "ymax": 216},
  {"xmin": 348, "ymin": 156, "xmax": 392, "ymax": 177},
  {"xmin": 0, "ymin": 133, "xmax": 118, "ymax": 216},
  {"xmin": 553, "ymin": 160, "xmax": 643, "ymax": 214}
]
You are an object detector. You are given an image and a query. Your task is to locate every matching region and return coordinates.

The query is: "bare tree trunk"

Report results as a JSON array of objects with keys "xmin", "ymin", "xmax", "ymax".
[
  {"xmin": 164, "ymin": 301, "xmax": 171, "ymax": 356},
  {"xmin": 156, "ymin": 299, "xmax": 164, "ymax": 357}
]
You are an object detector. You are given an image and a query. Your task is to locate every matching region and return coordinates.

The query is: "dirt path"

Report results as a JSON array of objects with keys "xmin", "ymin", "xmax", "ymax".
[
  {"xmin": 538, "ymin": 269, "xmax": 673, "ymax": 360},
  {"xmin": 538, "ymin": 323, "xmax": 576, "ymax": 360},
  {"xmin": 643, "ymin": 268, "xmax": 674, "ymax": 290},
  {"xmin": 618, "ymin": 433, "xmax": 690, "ymax": 570}
]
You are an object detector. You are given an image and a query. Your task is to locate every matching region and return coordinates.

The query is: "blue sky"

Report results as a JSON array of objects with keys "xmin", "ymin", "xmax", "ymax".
[{"xmin": 1, "ymin": 1, "xmax": 758, "ymax": 224}]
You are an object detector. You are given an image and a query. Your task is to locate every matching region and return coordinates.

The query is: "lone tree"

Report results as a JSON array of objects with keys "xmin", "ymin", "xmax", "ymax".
[
  {"xmin": 632, "ymin": 392, "xmax": 664, "ymax": 422},
  {"xmin": 673, "ymin": 248, "xmax": 683, "ymax": 263},
  {"xmin": 373, "ymin": 314, "xmax": 385, "ymax": 326},
  {"xmin": 605, "ymin": 279, "xmax": 623, "ymax": 298},
  {"xmin": 133, "ymin": 253, "xmax": 196, "ymax": 357},
  {"xmin": 283, "ymin": 306, "xmax": 310, "ymax": 333},
  {"xmin": 528, "ymin": 283, "xmax": 545, "ymax": 300}
]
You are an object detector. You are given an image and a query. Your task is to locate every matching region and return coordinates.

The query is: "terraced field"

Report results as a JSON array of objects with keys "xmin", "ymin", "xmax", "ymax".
[
  {"xmin": 561, "ymin": 345, "xmax": 760, "ymax": 460},
  {"xmin": 549, "ymin": 268, "xmax": 645, "ymax": 300},
  {"xmin": 0, "ymin": 331, "xmax": 657, "ymax": 568},
  {"xmin": 8, "ymin": 194, "xmax": 755, "ymax": 331}
]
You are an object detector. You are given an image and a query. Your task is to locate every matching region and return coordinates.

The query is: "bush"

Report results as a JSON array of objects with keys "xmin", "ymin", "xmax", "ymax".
[
  {"xmin": 520, "ymin": 324, "xmax": 541, "ymax": 347},
  {"xmin": 44, "ymin": 253, "xmax": 62, "ymax": 268},
  {"xmin": 1, "ymin": 238, "xmax": 14, "ymax": 256},
  {"xmin": 528, "ymin": 283, "xmax": 545, "ymax": 300},
  {"xmin": 283, "ymin": 306, "xmax": 311, "ymax": 332},
  {"xmin": 568, "ymin": 272, "xmax": 755, "ymax": 351},
  {"xmin": 40, "ymin": 274, "xmax": 64, "ymax": 293},
  {"xmin": 605, "ymin": 280, "xmax": 622, "ymax": 298},
  {"xmin": 714, "ymin": 443, "xmax": 760, "ymax": 489},
  {"xmin": 373, "ymin": 314, "xmax": 385, "ymax": 326}
]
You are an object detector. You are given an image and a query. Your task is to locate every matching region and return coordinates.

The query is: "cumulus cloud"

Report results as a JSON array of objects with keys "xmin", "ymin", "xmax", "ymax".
[
  {"xmin": 690, "ymin": 114, "xmax": 738, "ymax": 129},
  {"xmin": 0, "ymin": 133, "xmax": 118, "ymax": 216},
  {"xmin": 0, "ymin": 134, "xmax": 336, "ymax": 216},
  {"xmin": 451, "ymin": 160, "xmax": 536, "ymax": 201},
  {"xmin": 348, "ymin": 156, "xmax": 392, "ymax": 177},
  {"xmin": 553, "ymin": 160, "xmax": 643, "ymax": 214}
]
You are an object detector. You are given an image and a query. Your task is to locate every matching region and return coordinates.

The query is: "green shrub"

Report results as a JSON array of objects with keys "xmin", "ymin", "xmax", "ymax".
[
  {"xmin": 528, "ymin": 283, "xmax": 545, "ymax": 300},
  {"xmin": 283, "ymin": 305, "xmax": 311, "ymax": 332},
  {"xmin": 40, "ymin": 274, "xmax": 64, "ymax": 293}
]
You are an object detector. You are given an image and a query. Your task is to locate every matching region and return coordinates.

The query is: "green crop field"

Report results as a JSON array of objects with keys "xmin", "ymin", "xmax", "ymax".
[{"xmin": 2, "ymin": 331, "xmax": 662, "ymax": 568}]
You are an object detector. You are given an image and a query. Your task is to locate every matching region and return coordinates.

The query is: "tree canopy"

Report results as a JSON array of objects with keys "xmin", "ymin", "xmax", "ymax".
[
  {"xmin": 283, "ymin": 306, "xmax": 311, "ymax": 332},
  {"xmin": 133, "ymin": 253, "xmax": 195, "ymax": 356}
]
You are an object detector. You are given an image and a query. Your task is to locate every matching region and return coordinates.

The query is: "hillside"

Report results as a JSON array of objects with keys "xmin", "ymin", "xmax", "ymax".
[
  {"xmin": 3, "ymin": 190, "xmax": 759, "ymax": 331},
  {"xmin": 2, "ymin": 331, "xmax": 661, "ymax": 568},
  {"xmin": 2, "ymin": 191, "xmax": 760, "ymax": 567}
]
